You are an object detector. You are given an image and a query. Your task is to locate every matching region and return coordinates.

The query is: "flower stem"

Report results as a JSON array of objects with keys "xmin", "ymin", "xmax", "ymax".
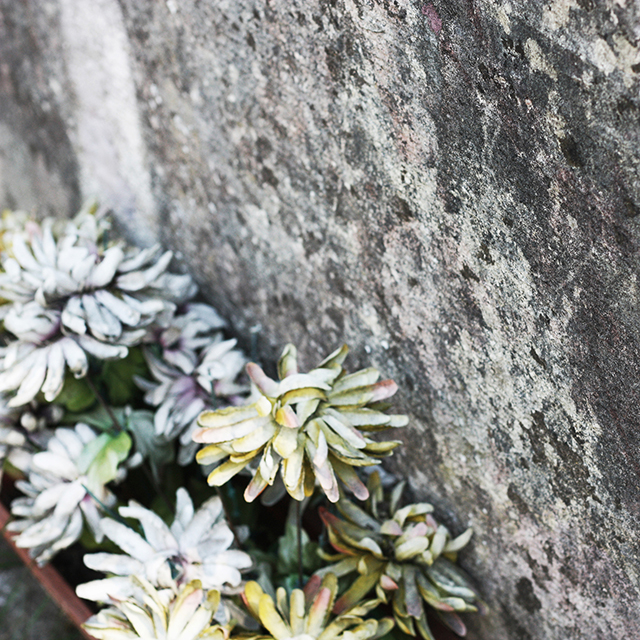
[
  {"xmin": 81, "ymin": 484, "xmax": 129, "ymax": 526},
  {"xmin": 84, "ymin": 373, "xmax": 173, "ymax": 515},
  {"xmin": 297, "ymin": 499, "xmax": 303, "ymax": 588},
  {"xmin": 84, "ymin": 374, "xmax": 123, "ymax": 433}
]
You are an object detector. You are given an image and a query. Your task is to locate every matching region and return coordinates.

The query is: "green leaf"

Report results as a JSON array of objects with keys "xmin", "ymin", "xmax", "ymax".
[
  {"xmin": 71, "ymin": 405, "xmax": 126, "ymax": 431},
  {"xmin": 55, "ymin": 375, "xmax": 96, "ymax": 412},
  {"xmin": 277, "ymin": 500, "xmax": 322, "ymax": 576},
  {"xmin": 333, "ymin": 570, "xmax": 382, "ymax": 615},
  {"xmin": 82, "ymin": 430, "xmax": 132, "ymax": 490},
  {"xmin": 124, "ymin": 409, "xmax": 174, "ymax": 481},
  {"xmin": 99, "ymin": 347, "xmax": 148, "ymax": 405}
]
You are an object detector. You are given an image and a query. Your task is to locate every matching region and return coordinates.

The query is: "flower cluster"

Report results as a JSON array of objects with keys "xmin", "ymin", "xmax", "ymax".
[
  {"xmin": 0, "ymin": 206, "xmax": 482, "ymax": 640},
  {"xmin": 241, "ymin": 575, "xmax": 393, "ymax": 640},
  {"xmin": 7, "ymin": 423, "xmax": 129, "ymax": 564},
  {"xmin": 0, "ymin": 207, "xmax": 196, "ymax": 407},
  {"xmin": 83, "ymin": 577, "xmax": 228, "ymax": 640},
  {"xmin": 77, "ymin": 488, "xmax": 252, "ymax": 603},
  {"xmin": 0, "ymin": 207, "xmax": 248, "ymax": 563},
  {"xmin": 317, "ymin": 473, "xmax": 481, "ymax": 639},
  {"xmin": 194, "ymin": 344, "xmax": 407, "ymax": 503}
]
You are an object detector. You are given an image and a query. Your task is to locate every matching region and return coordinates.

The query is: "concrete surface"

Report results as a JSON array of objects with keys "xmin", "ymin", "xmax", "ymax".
[{"xmin": 1, "ymin": 1, "xmax": 640, "ymax": 638}]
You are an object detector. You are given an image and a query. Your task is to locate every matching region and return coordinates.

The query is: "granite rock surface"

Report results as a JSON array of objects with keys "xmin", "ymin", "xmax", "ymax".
[{"xmin": 1, "ymin": 1, "xmax": 639, "ymax": 638}]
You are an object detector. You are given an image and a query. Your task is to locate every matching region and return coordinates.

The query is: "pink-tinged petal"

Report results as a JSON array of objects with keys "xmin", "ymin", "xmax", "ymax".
[
  {"xmin": 167, "ymin": 583, "xmax": 205, "ymax": 638},
  {"xmin": 306, "ymin": 587, "xmax": 332, "ymax": 636},
  {"xmin": 380, "ymin": 574, "xmax": 399, "ymax": 590},
  {"xmin": 244, "ymin": 470, "xmax": 269, "ymax": 503},
  {"xmin": 380, "ymin": 520, "xmax": 404, "ymax": 536},
  {"xmin": 371, "ymin": 380, "xmax": 398, "ymax": 402},
  {"xmin": 313, "ymin": 430, "xmax": 328, "ymax": 467},
  {"xmin": 331, "ymin": 457, "xmax": 370, "ymax": 501},
  {"xmin": 397, "ymin": 522, "xmax": 428, "ymax": 543},
  {"xmin": 246, "ymin": 363, "xmax": 279, "ymax": 396},
  {"xmin": 193, "ymin": 415, "xmax": 272, "ymax": 444},
  {"xmin": 310, "ymin": 456, "xmax": 339, "ymax": 503},
  {"xmin": 303, "ymin": 575, "xmax": 322, "ymax": 603},
  {"xmin": 275, "ymin": 405, "xmax": 300, "ymax": 429}
]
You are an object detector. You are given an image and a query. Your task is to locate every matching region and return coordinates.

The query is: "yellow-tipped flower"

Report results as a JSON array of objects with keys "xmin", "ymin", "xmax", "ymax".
[
  {"xmin": 241, "ymin": 575, "xmax": 393, "ymax": 640},
  {"xmin": 317, "ymin": 473, "xmax": 482, "ymax": 639},
  {"xmin": 83, "ymin": 577, "xmax": 227, "ymax": 640},
  {"xmin": 193, "ymin": 345, "xmax": 407, "ymax": 503}
]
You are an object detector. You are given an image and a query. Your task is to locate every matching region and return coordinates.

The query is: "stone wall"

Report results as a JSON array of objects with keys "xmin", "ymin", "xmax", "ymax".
[{"xmin": 1, "ymin": 1, "xmax": 639, "ymax": 638}]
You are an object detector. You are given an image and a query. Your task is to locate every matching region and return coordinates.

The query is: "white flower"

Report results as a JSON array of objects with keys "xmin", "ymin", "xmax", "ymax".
[
  {"xmin": 83, "ymin": 577, "xmax": 227, "ymax": 640},
  {"xmin": 0, "ymin": 210, "xmax": 198, "ymax": 407},
  {"xmin": 147, "ymin": 303, "xmax": 227, "ymax": 373},
  {"xmin": 135, "ymin": 305, "xmax": 247, "ymax": 463},
  {"xmin": 138, "ymin": 339, "xmax": 246, "ymax": 439},
  {"xmin": 7, "ymin": 423, "xmax": 129, "ymax": 564},
  {"xmin": 77, "ymin": 488, "xmax": 252, "ymax": 604},
  {"xmin": 0, "ymin": 212, "xmax": 195, "ymax": 313},
  {"xmin": 0, "ymin": 334, "xmax": 91, "ymax": 407}
]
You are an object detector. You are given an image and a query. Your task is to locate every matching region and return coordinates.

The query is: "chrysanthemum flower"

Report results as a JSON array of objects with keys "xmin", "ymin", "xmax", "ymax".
[
  {"xmin": 7, "ymin": 422, "xmax": 131, "ymax": 564},
  {"xmin": 0, "ymin": 209, "xmax": 197, "ymax": 407},
  {"xmin": 83, "ymin": 577, "xmax": 227, "ymax": 640},
  {"xmin": 193, "ymin": 344, "xmax": 407, "ymax": 503},
  {"xmin": 241, "ymin": 574, "xmax": 393, "ymax": 640},
  {"xmin": 0, "ymin": 211, "xmax": 194, "ymax": 311},
  {"xmin": 145, "ymin": 303, "xmax": 227, "ymax": 374},
  {"xmin": 135, "ymin": 304, "xmax": 247, "ymax": 463},
  {"xmin": 317, "ymin": 473, "xmax": 481, "ymax": 639},
  {"xmin": 77, "ymin": 488, "xmax": 252, "ymax": 604}
]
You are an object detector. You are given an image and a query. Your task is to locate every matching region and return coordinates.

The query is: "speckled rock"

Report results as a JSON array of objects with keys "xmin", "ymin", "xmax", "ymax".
[{"xmin": 1, "ymin": 1, "xmax": 639, "ymax": 638}]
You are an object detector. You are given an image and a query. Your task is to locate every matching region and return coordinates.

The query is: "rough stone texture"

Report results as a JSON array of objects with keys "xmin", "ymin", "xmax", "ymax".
[{"xmin": 1, "ymin": 0, "xmax": 640, "ymax": 638}]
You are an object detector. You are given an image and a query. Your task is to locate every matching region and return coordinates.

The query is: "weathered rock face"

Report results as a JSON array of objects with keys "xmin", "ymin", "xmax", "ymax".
[{"xmin": 1, "ymin": 0, "xmax": 640, "ymax": 637}]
